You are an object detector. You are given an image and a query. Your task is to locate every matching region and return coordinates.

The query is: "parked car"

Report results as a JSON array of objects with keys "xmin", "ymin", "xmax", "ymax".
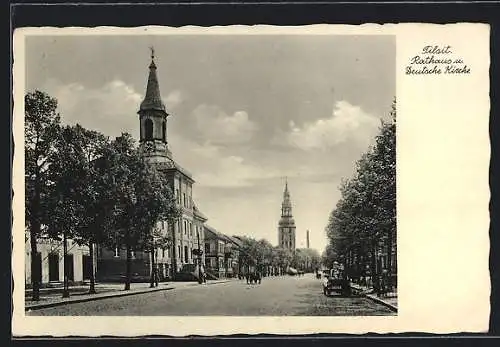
[{"xmin": 322, "ymin": 268, "xmax": 352, "ymax": 297}]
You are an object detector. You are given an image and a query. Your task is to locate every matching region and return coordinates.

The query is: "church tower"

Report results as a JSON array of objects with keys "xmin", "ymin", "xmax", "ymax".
[
  {"xmin": 138, "ymin": 48, "xmax": 173, "ymax": 163},
  {"xmin": 278, "ymin": 179, "xmax": 296, "ymax": 251},
  {"xmin": 136, "ymin": 49, "xmax": 207, "ymax": 278}
]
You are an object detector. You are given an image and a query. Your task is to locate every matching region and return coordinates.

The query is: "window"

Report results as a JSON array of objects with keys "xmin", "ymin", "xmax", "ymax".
[
  {"xmin": 205, "ymin": 243, "xmax": 210, "ymax": 255},
  {"xmin": 178, "ymin": 245, "xmax": 181, "ymax": 259},
  {"xmin": 183, "ymin": 193, "xmax": 186, "ymax": 207},
  {"xmin": 144, "ymin": 119, "xmax": 153, "ymax": 140},
  {"xmin": 162, "ymin": 120, "xmax": 166, "ymax": 142},
  {"xmin": 184, "ymin": 221, "xmax": 187, "ymax": 235},
  {"xmin": 176, "ymin": 189, "xmax": 180, "ymax": 204},
  {"xmin": 184, "ymin": 246, "xmax": 188, "ymax": 263}
]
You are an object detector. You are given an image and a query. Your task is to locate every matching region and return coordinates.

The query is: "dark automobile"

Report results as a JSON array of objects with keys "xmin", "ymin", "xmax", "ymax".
[{"xmin": 322, "ymin": 269, "xmax": 352, "ymax": 297}]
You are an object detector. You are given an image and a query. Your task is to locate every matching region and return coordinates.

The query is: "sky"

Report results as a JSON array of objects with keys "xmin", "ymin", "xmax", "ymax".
[{"xmin": 25, "ymin": 34, "xmax": 395, "ymax": 254}]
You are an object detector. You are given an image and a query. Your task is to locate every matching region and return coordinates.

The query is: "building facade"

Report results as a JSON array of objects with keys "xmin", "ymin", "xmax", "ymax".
[
  {"xmin": 97, "ymin": 51, "xmax": 208, "ymax": 281},
  {"xmin": 278, "ymin": 180, "xmax": 296, "ymax": 251},
  {"xmin": 204, "ymin": 226, "xmax": 241, "ymax": 279},
  {"xmin": 25, "ymin": 232, "xmax": 92, "ymax": 286},
  {"xmin": 204, "ymin": 226, "xmax": 226, "ymax": 279}
]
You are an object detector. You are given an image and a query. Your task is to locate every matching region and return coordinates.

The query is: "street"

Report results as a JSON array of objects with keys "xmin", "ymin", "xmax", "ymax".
[{"xmin": 28, "ymin": 274, "xmax": 395, "ymax": 316}]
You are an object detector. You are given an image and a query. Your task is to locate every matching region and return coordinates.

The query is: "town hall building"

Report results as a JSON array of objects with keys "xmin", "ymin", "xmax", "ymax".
[{"xmin": 96, "ymin": 50, "xmax": 208, "ymax": 282}]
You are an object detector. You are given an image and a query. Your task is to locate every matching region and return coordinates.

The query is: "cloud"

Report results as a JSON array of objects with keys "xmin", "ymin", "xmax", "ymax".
[
  {"xmin": 170, "ymin": 138, "xmax": 280, "ymax": 188},
  {"xmin": 192, "ymin": 104, "xmax": 257, "ymax": 145},
  {"xmin": 164, "ymin": 90, "xmax": 185, "ymax": 110},
  {"xmin": 275, "ymin": 100, "xmax": 381, "ymax": 151},
  {"xmin": 40, "ymin": 79, "xmax": 142, "ymax": 139}
]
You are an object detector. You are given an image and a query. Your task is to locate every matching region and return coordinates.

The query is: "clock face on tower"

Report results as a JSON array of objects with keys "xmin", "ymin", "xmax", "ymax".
[{"xmin": 144, "ymin": 141, "xmax": 155, "ymax": 153}]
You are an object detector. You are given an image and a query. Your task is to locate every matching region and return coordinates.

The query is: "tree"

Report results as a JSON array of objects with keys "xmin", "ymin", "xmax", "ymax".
[
  {"xmin": 56, "ymin": 124, "xmax": 112, "ymax": 294},
  {"xmin": 44, "ymin": 125, "xmax": 91, "ymax": 297},
  {"xmin": 295, "ymin": 248, "xmax": 321, "ymax": 272},
  {"xmin": 133, "ymin": 163, "xmax": 179, "ymax": 288},
  {"xmin": 106, "ymin": 133, "xmax": 179, "ymax": 290},
  {"xmin": 324, "ymin": 99, "xmax": 396, "ymax": 288},
  {"xmin": 25, "ymin": 90, "xmax": 61, "ymax": 301},
  {"xmin": 273, "ymin": 247, "xmax": 293, "ymax": 273}
]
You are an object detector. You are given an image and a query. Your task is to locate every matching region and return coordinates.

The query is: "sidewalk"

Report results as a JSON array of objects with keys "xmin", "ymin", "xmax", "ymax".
[
  {"xmin": 350, "ymin": 282, "xmax": 398, "ymax": 312},
  {"xmin": 25, "ymin": 279, "xmax": 232, "ymax": 311}
]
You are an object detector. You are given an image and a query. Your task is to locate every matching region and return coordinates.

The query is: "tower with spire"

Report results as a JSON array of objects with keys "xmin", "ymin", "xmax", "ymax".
[
  {"xmin": 138, "ymin": 47, "xmax": 173, "ymax": 162},
  {"xmin": 136, "ymin": 49, "xmax": 208, "ymax": 278},
  {"xmin": 278, "ymin": 178, "xmax": 296, "ymax": 251}
]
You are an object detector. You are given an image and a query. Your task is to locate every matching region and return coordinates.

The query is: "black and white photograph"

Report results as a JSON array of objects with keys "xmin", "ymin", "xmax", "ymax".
[
  {"xmin": 12, "ymin": 24, "xmax": 490, "ymax": 336},
  {"xmin": 21, "ymin": 30, "xmax": 396, "ymax": 317}
]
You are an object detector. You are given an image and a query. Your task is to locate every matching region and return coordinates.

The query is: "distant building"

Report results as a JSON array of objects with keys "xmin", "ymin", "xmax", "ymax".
[
  {"xmin": 204, "ymin": 226, "xmax": 227, "ymax": 279},
  {"xmin": 278, "ymin": 179, "xmax": 296, "ymax": 251},
  {"xmin": 224, "ymin": 235, "xmax": 242, "ymax": 278},
  {"xmin": 204, "ymin": 226, "xmax": 241, "ymax": 279}
]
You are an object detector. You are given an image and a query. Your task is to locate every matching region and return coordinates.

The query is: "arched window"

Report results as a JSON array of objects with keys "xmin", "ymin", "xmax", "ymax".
[
  {"xmin": 162, "ymin": 120, "xmax": 166, "ymax": 142},
  {"xmin": 144, "ymin": 119, "xmax": 153, "ymax": 140}
]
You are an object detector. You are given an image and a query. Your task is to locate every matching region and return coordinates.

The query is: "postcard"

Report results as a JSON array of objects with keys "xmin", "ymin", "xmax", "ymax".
[{"xmin": 12, "ymin": 23, "xmax": 490, "ymax": 336}]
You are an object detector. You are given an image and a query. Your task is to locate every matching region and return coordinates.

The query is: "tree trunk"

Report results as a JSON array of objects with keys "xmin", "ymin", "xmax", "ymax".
[
  {"xmin": 30, "ymin": 179, "xmax": 42, "ymax": 301},
  {"xmin": 89, "ymin": 241, "xmax": 96, "ymax": 294},
  {"xmin": 125, "ymin": 243, "xmax": 131, "ymax": 291},
  {"xmin": 386, "ymin": 227, "xmax": 394, "ymax": 290},
  {"xmin": 30, "ymin": 225, "xmax": 40, "ymax": 301},
  {"xmin": 150, "ymin": 244, "xmax": 156, "ymax": 288},
  {"xmin": 371, "ymin": 239, "xmax": 377, "ymax": 290},
  {"xmin": 62, "ymin": 230, "xmax": 70, "ymax": 298}
]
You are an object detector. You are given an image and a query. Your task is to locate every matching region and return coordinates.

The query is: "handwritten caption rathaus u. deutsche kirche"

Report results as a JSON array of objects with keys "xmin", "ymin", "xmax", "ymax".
[{"xmin": 406, "ymin": 45, "xmax": 470, "ymax": 75}]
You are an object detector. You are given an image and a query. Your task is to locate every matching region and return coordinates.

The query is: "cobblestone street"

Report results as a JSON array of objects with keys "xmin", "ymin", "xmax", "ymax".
[{"xmin": 28, "ymin": 274, "xmax": 395, "ymax": 316}]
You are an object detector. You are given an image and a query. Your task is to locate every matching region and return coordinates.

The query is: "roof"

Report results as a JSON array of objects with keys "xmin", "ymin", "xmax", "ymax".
[
  {"xmin": 155, "ymin": 159, "xmax": 194, "ymax": 181},
  {"xmin": 204, "ymin": 225, "xmax": 240, "ymax": 248},
  {"xmin": 169, "ymin": 161, "xmax": 194, "ymax": 181},
  {"xmin": 193, "ymin": 203, "xmax": 208, "ymax": 221},
  {"xmin": 139, "ymin": 58, "xmax": 167, "ymax": 113},
  {"xmin": 226, "ymin": 235, "xmax": 243, "ymax": 247},
  {"xmin": 204, "ymin": 225, "xmax": 223, "ymax": 240}
]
